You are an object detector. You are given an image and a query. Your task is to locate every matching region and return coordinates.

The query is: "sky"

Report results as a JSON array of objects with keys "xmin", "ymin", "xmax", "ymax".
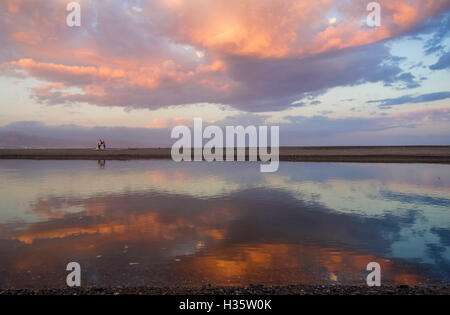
[{"xmin": 0, "ymin": 0, "xmax": 449, "ymax": 147}]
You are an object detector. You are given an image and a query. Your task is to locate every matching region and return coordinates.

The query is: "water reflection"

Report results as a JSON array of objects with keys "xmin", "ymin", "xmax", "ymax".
[
  {"xmin": 98, "ymin": 160, "xmax": 106, "ymax": 169},
  {"xmin": 0, "ymin": 160, "xmax": 448, "ymax": 288}
]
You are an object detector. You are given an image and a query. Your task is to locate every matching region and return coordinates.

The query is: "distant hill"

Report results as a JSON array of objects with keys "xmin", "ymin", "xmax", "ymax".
[
  {"xmin": 0, "ymin": 132, "xmax": 89, "ymax": 148},
  {"xmin": 0, "ymin": 131, "xmax": 152, "ymax": 148}
]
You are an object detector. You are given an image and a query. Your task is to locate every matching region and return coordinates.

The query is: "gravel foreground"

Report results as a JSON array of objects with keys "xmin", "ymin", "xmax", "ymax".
[{"xmin": 1, "ymin": 285, "xmax": 449, "ymax": 295}]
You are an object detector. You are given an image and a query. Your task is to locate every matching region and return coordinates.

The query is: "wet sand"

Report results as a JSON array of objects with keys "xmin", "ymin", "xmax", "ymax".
[
  {"xmin": 0, "ymin": 146, "xmax": 449, "ymax": 163},
  {"xmin": 1, "ymin": 285, "xmax": 449, "ymax": 295}
]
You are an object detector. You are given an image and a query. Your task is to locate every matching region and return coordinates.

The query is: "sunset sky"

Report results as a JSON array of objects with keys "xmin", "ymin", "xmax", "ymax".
[{"xmin": 0, "ymin": 0, "xmax": 449, "ymax": 147}]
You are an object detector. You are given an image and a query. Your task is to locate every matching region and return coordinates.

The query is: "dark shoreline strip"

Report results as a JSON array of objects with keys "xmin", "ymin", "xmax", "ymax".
[{"xmin": 0, "ymin": 146, "xmax": 449, "ymax": 163}]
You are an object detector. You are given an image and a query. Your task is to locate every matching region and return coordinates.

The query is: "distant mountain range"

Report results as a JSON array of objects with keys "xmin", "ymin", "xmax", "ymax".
[
  {"xmin": 0, "ymin": 132, "xmax": 89, "ymax": 148},
  {"xmin": 0, "ymin": 121, "xmax": 169, "ymax": 148},
  {"xmin": 0, "ymin": 132, "xmax": 149, "ymax": 148}
]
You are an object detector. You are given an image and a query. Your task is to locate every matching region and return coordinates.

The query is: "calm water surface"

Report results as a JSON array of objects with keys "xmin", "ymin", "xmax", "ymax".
[{"xmin": 0, "ymin": 160, "xmax": 449, "ymax": 288}]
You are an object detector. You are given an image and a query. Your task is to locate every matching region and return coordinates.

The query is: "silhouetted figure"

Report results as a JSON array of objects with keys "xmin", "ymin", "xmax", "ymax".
[{"xmin": 97, "ymin": 139, "xmax": 106, "ymax": 150}]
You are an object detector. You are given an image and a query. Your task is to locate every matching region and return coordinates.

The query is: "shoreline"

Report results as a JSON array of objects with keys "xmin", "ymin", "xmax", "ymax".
[
  {"xmin": 0, "ymin": 146, "xmax": 449, "ymax": 163},
  {"xmin": 1, "ymin": 284, "xmax": 449, "ymax": 295}
]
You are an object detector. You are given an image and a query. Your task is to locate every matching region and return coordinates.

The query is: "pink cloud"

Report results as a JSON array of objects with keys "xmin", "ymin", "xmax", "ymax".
[
  {"xmin": 146, "ymin": 117, "xmax": 192, "ymax": 129},
  {"xmin": 0, "ymin": 0, "xmax": 449, "ymax": 112},
  {"xmin": 144, "ymin": 0, "xmax": 449, "ymax": 58}
]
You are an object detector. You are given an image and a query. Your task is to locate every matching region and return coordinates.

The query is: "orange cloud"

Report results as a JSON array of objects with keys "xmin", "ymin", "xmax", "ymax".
[
  {"xmin": 11, "ymin": 31, "xmax": 42, "ymax": 45},
  {"xmin": 6, "ymin": 58, "xmax": 229, "ymax": 99},
  {"xmin": 146, "ymin": 0, "xmax": 449, "ymax": 58},
  {"xmin": 146, "ymin": 117, "xmax": 192, "ymax": 129}
]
